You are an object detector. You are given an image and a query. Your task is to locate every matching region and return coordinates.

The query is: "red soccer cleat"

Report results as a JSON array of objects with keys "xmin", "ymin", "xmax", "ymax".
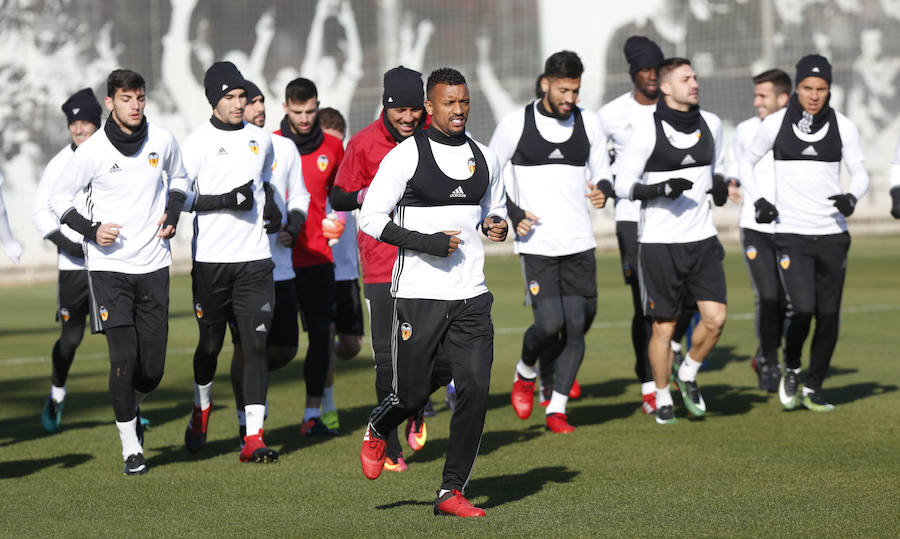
[
  {"xmin": 184, "ymin": 403, "xmax": 211, "ymax": 453},
  {"xmin": 511, "ymin": 374, "xmax": 536, "ymax": 420},
  {"xmin": 360, "ymin": 424, "xmax": 387, "ymax": 480},
  {"xmin": 384, "ymin": 455, "xmax": 408, "ymax": 472},
  {"xmin": 545, "ymin": 412, "xmax": 575, "ymax": 434},
  {"xmin": 405, "ymin": 414, "xmax": 427, "ymax": 452},
  {"xmin": 568, "ymin": 379, "xmax": 582, "ymax": 399},
  {"xmin": 641, "ymin": 392, "xmax": 657, "ymax": 415},
  {"xmin": 239, "ymin": 429, "xmax": 278, "ymax": 463},
  {"xmin": 433, "ymin": 490, "xmax": 485, "ymax": 518}
]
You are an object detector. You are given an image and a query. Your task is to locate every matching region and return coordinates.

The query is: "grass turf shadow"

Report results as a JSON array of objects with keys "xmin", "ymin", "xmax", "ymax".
[
  {"xmin": 0, "ymin": 453, "xmax": 93, "ymax": 479},
  {"xmin": 828, "ymin": 381, "xmax": 898, "ymax": 405},
  {"xmin": 403, "ymin": 428, "xmax": 545, "ymax": 466}
]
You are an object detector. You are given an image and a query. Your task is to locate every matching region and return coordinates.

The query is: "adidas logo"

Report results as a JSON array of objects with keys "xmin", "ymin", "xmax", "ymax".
[
  {"xmin": 109, "ymin": 163, "xmax": 121, "ymax": 173},
  {"xmin": 548, "ymin": 148, "xmax": 565, "ymax": 159},
  {"xmin": 221, "ymin": 83, "xmax": 228, "ymax": 91},
  {"xmin": 680, "ymin": 154, "xmax": 696, "ymax": 165},
  {"xmin": 801, "ymin": 145, "xmax": 818, "ymax": 156},
  {"xmin": 449, "ymin": 186, "xmax": 466, "ymax": 198},
  {"xmin": 217, "ymin": 147, "xmax": 228, "ymax": 155},
  {"xmin": 812, "ymin": 66, "xmax": 821, "ymax": 73},
  {"xmin": 260, "ymin": 302, "xmax": 272, "ymax": 312},
  {"xmin": 255, "ymin": 323, "xmax": 267, "ymax": 333},
  {"xmin": 73, "ymin": 107, "xmax": 80, "ymax": 115},
  {"xmin": 236, "ymin": 193, "xmax": 247, "ymax": 205},
  {"xmin": 387, "ymin": 96, "xmax": 394, "ymax": 103}
]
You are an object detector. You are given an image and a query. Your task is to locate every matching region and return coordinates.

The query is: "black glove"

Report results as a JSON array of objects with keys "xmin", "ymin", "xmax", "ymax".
[
  {"xmin": 162, "ymin": 190, "xmax": 187, "ymax": 229},
  {"xmin": 263, "ymin": 182, "xmax": 283, "ymax": 234},
  {"xmin": 595, "ymin": 179, "xmax": 614, "ymax": 198},
  {"xmin": 891, "ymin": 186, "xmax": 900, "ymax": 219},
  {"xmin": 283, "ymin": 209, "xmax": 306, "ymax": 246},
  {"xmin": 193, "ymin": 180, "xmax": 254, "ymax": 212},
  {"xmin": 632, "ymin": 177, "xmax": 693, "ymax": 201},
  {"xmin": 828, "ymin": 193, "xmax": 857, "ymax": 217},
  {"xmin": 380, "ymin": 222, "xmax": 456, "ymax": 257},
  {"xmin": 754, "ymin": 198, "xmax": 778, "ymax": 224},
  {"xmin": 46, "ymin": 230, "xmax": 84, "ymax": 259},
  {"xmin": 480, "ymin": 215, "xmax": 502, "ymax": 238},
  {"xmin": 60, "ymin": 208, "xmax": 101, "ymax": 243},
  {"xmin": 505, "ymin": 198, "xmax": 527, "ymax": 231},
  {"xmin": 707, "ymin": 173, "xmax": 729, "ymax": 207}
]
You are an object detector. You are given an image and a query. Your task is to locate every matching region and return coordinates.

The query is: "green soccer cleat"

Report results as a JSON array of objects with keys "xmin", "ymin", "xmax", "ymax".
[
  {"xmin": 321, "ymin": 409, "xmax": 340, "ymax": 431},
  {"xmin": 655, "ymin": 404, "xmax": 678, "ymax": 425},
  {"xmin": 42, "ymin": 396, "xmax": 64, "ymax": 433},
  {"xmin": 779, "ymin": 369, "xmax": 800, "ymax": 410},
  {"xmin": 801, "ymin": 390, "xmax": 835, "ymax": 412},
  {"xmin": 673, "ymin": 376, "xmax": 707, "ymax": 417}
]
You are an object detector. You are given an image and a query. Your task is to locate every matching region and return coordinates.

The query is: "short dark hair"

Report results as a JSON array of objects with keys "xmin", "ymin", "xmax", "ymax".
[
  {"xmin": 285, "ymin": 77, "xmax": 318, "ymax": 103},
  {"xmin": 752, "ymin": 69, "xmax": 792, "ymax": 97},
  {"xmin": 426, "ymin": 67, "xmax": 467, "ymax": 99},
  {"xmin": 107, "ymin": 69, "xmax": 145, "ymax": 98},
  {"xmin": 318, "ymin": 107, "xmax": 346, "ymax": 135},
  {"xmin": 535, "ymin": 74, "xmax": 545, "ymax": 99},
  {"xmin": 544, "ymin": 50, "xmax": 583, "ymax": 80},
  {"xmin": 657, "ymin": 57, "xmax": 692, "ymax": 82}
]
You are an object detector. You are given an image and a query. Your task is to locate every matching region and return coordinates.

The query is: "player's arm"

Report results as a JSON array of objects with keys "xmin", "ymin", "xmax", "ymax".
[
  {"xmin": 584, "ymin": 111, "xmax": 614, "ymax": 208},
  {"xmin": 706, "ymin": 113, "xmax": 729, "ymax": 207},
  {"xmin": 829, "ymin": 114, "xmax": 869, "ymax": 217},
  {"xmin": 489, "ymin": 110, "xmax": 535, "ymax": 234},
  {"xmin": 280, "ymin": 145, "xmax": 310, "ymax": 246},
  {"xmin": 259, "ymin": 139, "xmax": 282, "ymax": 233},
  {"xmin": 739, "ymin": 112, "xmax": 780, "ymax": 223},
  {"xmin": 158, "ymin": 137, "xmax": 191, "ymax": 238},
  {"xmin": 613, "ymin": 117, "xmax": 690, "ymax": 201},
  {"xmin": 890, "ymin": 137, "xmax": 900, "ymax": 218},
  {"xmin": 33, "ymin": 161, "xmax": 83, "ymax": 259},
  {"xmin": 359, "ymin": 142, "xmax": 459, "ymax": 257},
  {"xmin": 331, "ymin": 136, "xmax": 367, "ymax": 211},
  {"xmin": 479, "ymin": 150, "xmax": 508, "ymax": 242},
  {"xmin": 49, "ymin": 151, "xmax": 116, "ymax": 246}
]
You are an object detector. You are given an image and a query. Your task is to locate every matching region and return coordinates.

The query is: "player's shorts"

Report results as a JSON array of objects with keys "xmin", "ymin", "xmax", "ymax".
[
  {"xmin": 639, "ymin": 237, "xmax": 726, "ymax": 320},
  {"xmin": 57, "ymin": 269, "xmax": 90, "ymax": 326},
  {"xmin": 294, "ymin": 263, "xmax": 336, "ymax": 332},
  {"xmin": 521, "ymin": 248, "xmax": 597, "ymax": 304},
  {"xmin": 88, "ymin": 267, "xmax": 169, "ymax": 339},
  {"xmin": 191, "ymin": 259, "xmax": 275, "ymax": 325},
  {"xmin": 335, "ymin": 278, "xmax": 364, "ymax": 336},
  {"xmin": 615, "ymin": 220, "xmax": 639, "ymax": 285}
]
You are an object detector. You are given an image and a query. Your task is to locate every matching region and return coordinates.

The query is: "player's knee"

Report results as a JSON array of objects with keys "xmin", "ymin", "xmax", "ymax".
[
  {"xmin": 59, "ymin": 323, "xmax": 86, "ymax": 352},
  {"xmin": 267, "ymin": 346, "xmax": 296, "ymax": 371},
  {"xmin": 335, "ymin": 335, "xmax": 362, "ymax": 359},
  {"xmin": 196, "ymin": 324, "xmax": 225, "ymax": 360},
  {"xmin": 533, "ymin": 314, "xmax": 564, "ymax": 339}
]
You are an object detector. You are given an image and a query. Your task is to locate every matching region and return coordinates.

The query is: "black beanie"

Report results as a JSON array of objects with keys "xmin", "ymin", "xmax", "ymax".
[
  {"xmin": 61, "ymin": 88, "xmax": 102, "ymax": 129},
  {"xmin": 204, "ymin": 61, "xmax": 245, "ymax": 106},
  {"xmin": 244, "ymin": 79, "xmax": 263, "ymax": 102},
  {"xmin": 382, "ymin": 66, "xmax": 424, "ymax": 108},
  {"xmin": 795, "ymin": 54, "xmax": 832, "ymax": 86},
  {"xmin": 624, "ymin": 36, "xmax": 664, "ymax": 78}
]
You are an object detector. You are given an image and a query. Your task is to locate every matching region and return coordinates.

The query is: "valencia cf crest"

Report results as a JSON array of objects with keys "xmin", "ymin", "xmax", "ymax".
[
  {"xmin": 272, "ymin": 159, "xmax": 278, "ymax": 171},
  {"xmin": 148, "ymin": 152, "xmax": 159, "ymax": 168},
  {"xmin": 248, "ymin": 140, "xmax": 259, "ymax": 155},
  {"xmin": 400, "ymin": 322, "xmax": 413, "ymax": 341},
  {"xmin": 467, "ymin": 157, "xmax": 476, "ymax": 174},
  {"xmin": 60, "ymin": 308, "xmax": 70, "ymax": 322},
  {"xmin": 648, "ymin": 298, "xmax": 655, "ymax": 311},
  {"xmin": 779, "ymin": 254, "xmax": 791, "ymax": 270},
  {"xmin": 195, "ymin": 303, "xmax": 204, "ymax": 319},
  {"xmin": 623, "ymin": 263, "xmax": 632, "ymax": 278},
  {"xmin": 528, "ymin": 280, "xmax": 540, "ymax": 296},
  {"xmin": 317, "ymin": 154, "xmax": 329, "ymax": 172},
  {"xmin": 745, "ymin": 245, "xmax": 758, "ymax": 260},
  {"xmin": 99, "ymin": 306, "xmax": 109, "ymax": 322}
]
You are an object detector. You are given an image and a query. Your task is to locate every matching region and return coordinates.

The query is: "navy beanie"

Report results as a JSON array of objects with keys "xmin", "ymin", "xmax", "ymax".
[
  {"xmin": 204, "ymin": 61, "xmax": 245, "ymax": 106},
  {"xmin": 244, "ymin": 79, "xmax": 264, "ymax": 102},
  {"xmin": 62, "ymin": 88, "xmax": 102, "ymax": 129},
  {"xmin": 624, "ymin": 36, "xmax": 664, "ymax": 78},
  {"xmin": 382, "ymin": 66, "xmax": 424, "ymax": 108},
  {"xmin": 795, "ymin": 54, "xmax": 832, "ymax": 85}
]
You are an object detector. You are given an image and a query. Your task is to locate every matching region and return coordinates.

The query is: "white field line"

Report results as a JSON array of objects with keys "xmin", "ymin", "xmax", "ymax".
[{"xmin": 2, "ymin": 303, "xmax": 899, "ymax": 366}]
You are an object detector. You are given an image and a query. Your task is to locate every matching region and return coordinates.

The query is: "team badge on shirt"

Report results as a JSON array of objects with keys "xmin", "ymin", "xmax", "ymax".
[
  {"xmin": 99, "ymin": 306, "xmax": 109, "ymax": 322},
  {"xmin": 248, "ymin": 140, "xmax": 259, "ymax": 155},
  {"xmin": 779, "ymin": 254, "xmax": 791, "ymax": 270},
  {"xmin": 467, "ymin": 157, "xmax": 476, "ymax": 174},
  {"xmin": 194, "ymin": 303, "xmax": 204, "ymax": 319},
  {"xmin": 317, "ymin": 154, "xmax": 329, "ymax": 172},
  {"xmin": 745, "ymin": 246, "xmax": 758, "ymax": 260},
  {"xmin": 148, "ymin": 152, "xmax": 159, "ymax": 168},
  {"xmin": 623, "ymin": 263, "xmax": 632, "ymax": 278},
  {"xmin": 529, "ymin": 280, "xmax": 540, "ymax": 296},
  {"xmin": 400, "ymin": 322, "xmax": 413, "ymax": 341},
  {"xmin": 648, "ymin": 298, "xmax": 655, "ymax": 311},
  {"xmin": 272, "ymin": 159, "xmax": 278, "ymax": 171},
  {"xmin": 59, "ymin": 308, "xmax": 70, "ymax": 322}
]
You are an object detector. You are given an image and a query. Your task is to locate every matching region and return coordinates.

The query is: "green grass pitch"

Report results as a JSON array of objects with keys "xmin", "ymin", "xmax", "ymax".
[{"xmin": 1, "ymin": 236, "xmax": 898, "ymax": 536}]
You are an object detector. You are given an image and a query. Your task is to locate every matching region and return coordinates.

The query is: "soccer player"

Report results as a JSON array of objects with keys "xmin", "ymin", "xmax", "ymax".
[
  {"xmin": 890, "ymin": 136, "xmax": 900, "ymax": 218},
  {"xmin": 331, "ymin": 66, "xmax": 429, "ymax": 471},
  {"xmin": 32, "ymin": 88, "xmax": 102, "ymax": 432},
  {"xmin": 489, "ymin": 51, "xmax": 610, "ymax": 433},
  {"xmin": 49, "ymin": 69, "xmax": 190, "ymax": 474},
  {"xmin": 225, "ymin": 79, "xmax": 310, "ymax": 443},
  {"xmin": 273, "ymin": 78, "xmax": 345, "ymax": 435},
  {"xmin": 615, "ymin": 57, "xmax": 727, "ymax": 425},
  {"xmin": 597, "ymin": 35, "xmax": 664, "ymax": 414},
  {"xmin": 726, "ymin": 69, "xmax": 791, "ymax": 393},
  {"xmin": 181, "ymin": 62, "xmax": 281, "ymax": 462},
  {"xmin": 739, "ymin": 55, "xmax": 869, "ymax": 411},
  {"xmin": 357, "ymin": 67, "xmax": 507, "ymax": 518}
]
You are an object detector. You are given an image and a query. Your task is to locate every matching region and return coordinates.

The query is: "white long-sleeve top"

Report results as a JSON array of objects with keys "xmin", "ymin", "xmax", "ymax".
[
  {"xmin": 49, "ymin": 123, "xmax": 190, "ymax": 274},
  {"xmin": 614, "ymin": 109, "xmax": 724, "ymax": 244},
  {"xmin": 32, "ymin": 145, "xmax": 87, "ymax": 270},
  {"xmin": 269, "ymin": 133, "xmax": 310, "ymax": 281},
  {"xmin": 597, "ymin": 91, "xmax": 657, "ymax": 223},
  {"xmin": 489, "ymin": 101, "xmax": 609, "ymax": 256},
  {"xmin": 359, "ymin": 134, "xmax": 507, "ymax": 301},
  {"xmin": 739, "ymin": 107, "xmax": 869, "ymax": 235},
  {"xmin": 727, "ymin": 116, "xmax": 775, "ymax": 234},
  {"xmin": 181, "ymin": 121, "xmax": 275, "ymax": 264}
]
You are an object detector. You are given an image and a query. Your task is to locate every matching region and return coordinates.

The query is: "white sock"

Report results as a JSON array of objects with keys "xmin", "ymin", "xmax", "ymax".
[
  {"xmin": 678, "ymin": 354, "xmax": 703, "ymax": 382},
  {"xmin": 515, "ymin": 360, "xmax": 537, "ymax": 380},
  {"xmin": 641, "ymin": 381, "xmax": 656, "ymax": 396},
  {"xmin": 788, "ymin": 367, "xmax": 801, "ymax": 374},
  {"xmin": 448, "ymin": 379, "xmax": 455, "ymax": 390},
  {"xmin": 134, "ymin": 390, "xmax": 148, "ymax": 410},
  {"xmin": 656, "ymin": 386, "xmax": 674, "ymax": 408},
  {"xmin": 321, "ymin": 386, "xmax": 336, "ymax": 414},
  {"xmin": 245, "ymin": 404, "xmax": 265, "ymax": 437},
  {"xmin": 438, "ymin": 489, "xmax": 451, "ymax": 498},
  {"xmin": 670, "ymin": 340, "xmax": 682, "ymax": 353},
  {"xmin": 50, "ymin": 385, "xmax": 66, "ymax": 403},
  {"xmin": 236, "ymin": 409, "xmax": 246, "ymax": 427},
  {"xmin": 116, "ymin": 418, "xmax": 142, "ymax": 460},
  {"xmin": 545, "ymin": 390, "xmax": 568, "ymax": 415},
  {"xmin": 193, "ymin": 381, "xmax": 213, "ymax": 410},
  {"xmin": 303, "ymin": 407, "xmax": 320, "ymax": 422}
]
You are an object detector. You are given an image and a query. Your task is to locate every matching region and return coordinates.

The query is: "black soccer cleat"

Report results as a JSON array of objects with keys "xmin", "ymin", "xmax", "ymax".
[
  {"xmin": 123, "ymin": 453, "xmax": 148, "ymax": 476},
  {"xmin": 656, "ymin": 404, "xmax": 677, "ymax": 425}
]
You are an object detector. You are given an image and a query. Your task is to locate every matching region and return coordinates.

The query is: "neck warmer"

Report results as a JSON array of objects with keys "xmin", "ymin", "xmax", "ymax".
[
  {"xmin": 104, "ymin": 114, "xmax": 148, "ymax": 156},
  {"xmin": 426, "ymin": 125, "xmax": 467, "ymax": 146},
  {"xmin": 209, "ymin": 115, "xmax": 244, "ymax": 131},
  {"xmin": 656, "ymin": 98, "xmax": 701, "ymax": 133},
  {"xmin": 382, "ymin": 111, "xmax": 425, "ymax": 143},
  {"xmin": 280, "ymin": 115, "xmax": 324, "ymax": 155},
  {"xmin": 786, "ymin": 92, "xmax": 831, "ymax": 134}
]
